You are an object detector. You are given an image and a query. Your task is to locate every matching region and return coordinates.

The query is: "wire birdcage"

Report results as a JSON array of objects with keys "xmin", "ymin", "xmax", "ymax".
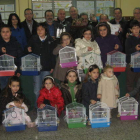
[
  {"xmin": 3, "ymin": 107, "xmax": 26, "ymax": 132},
  {"xmin": 21, "ymin": 53, "xmax": 41, "ymax": 76},
  {"xmin": 64, "ymin": 102, "xmax": 86, "ymax": 128},
  {"xmin": 0, "ymin": 54, "xmax": 17, "ymax": 76},
  {"xmin": 59, "ymin": 46, "xmax": 77, "ymax": 68},
  {"xmin": 106, "ymin": 50, "xmax": 126, "ymax": 72},
  {"xmin": 89, "ymin": 102, "xmax": 110, "ymax": 128},
  {"xmin": 130, "ymin": 51, "xmax": 140, "ymax": 72},
  {"xmin": 81, "ymin": 52, "xmax": 103, "ymax": 73},
  {"xmin": 37, "ymin": 105, "xmax": 58, "ymax": 132},
  {"xmin": 118, "ymin": 96, "xmax": 138, "ymax": 120}
]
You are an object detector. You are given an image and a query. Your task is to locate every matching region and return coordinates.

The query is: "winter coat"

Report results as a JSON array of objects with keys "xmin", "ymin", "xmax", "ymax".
[
  {"xmin": 95, "ymin": 34, "xmax": 122, "ymax": 66},
  {"xmin": 11, "ymin": 27, "xmax": 27, "ymax": 50},
  {"xmin": 75, "ymin": 37, "xmax": 101, "ymax": 69},
  {"xmin": 97, "ymin": 74, "xmax": 119, "ymax": 108},
  {"xmin": 82, "ymin": 78, "xmax": 99, "ymax": 108},
  {"xmin": 37, "ymin": 86, "xmax": 64, "ymax": 116},
  {"xmin": 27, "ymin": 35, "xmax": 56, "ymax": 71},
  {"xmin": 53, "ymin": 43, "xmax": 75, "ymax": 81},
  {"xmin": 60, "ymin": 83, "xmax": 82, "ymax": 106},
  {"xmin": 125, "ymin": 35, "xmax": 140, "ymax": 63},
  {"xmin": 0, "ymin": 36, "xmax": 23, "ymax": 73},
  {"xmin": 21, "ymin": 19, "xmax": 38, "ymax": 42}
]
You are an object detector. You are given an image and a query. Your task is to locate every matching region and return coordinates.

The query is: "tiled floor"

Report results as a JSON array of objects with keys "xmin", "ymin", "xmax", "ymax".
[{"xmin": 1, "ymin": 109, "xmax": 140, "ymax": 140}]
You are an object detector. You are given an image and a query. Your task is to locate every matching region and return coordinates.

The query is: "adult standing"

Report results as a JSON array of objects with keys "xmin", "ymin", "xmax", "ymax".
[
  {"xmin": 110, "ymin": 8, "xmax": 128, "ymax": 52},
  {"xmin": 8, "ymin": 13, "xmax": 27, "ymax": 50},
  {"xmin": 21, "ymin": 8, "xmax": 38, "ymax": 42}
]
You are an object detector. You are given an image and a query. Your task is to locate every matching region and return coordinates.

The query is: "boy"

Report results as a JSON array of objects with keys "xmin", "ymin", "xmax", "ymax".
[{"xmin": 125, "ymin": 20, "xmax": 140, "ymax": 96}]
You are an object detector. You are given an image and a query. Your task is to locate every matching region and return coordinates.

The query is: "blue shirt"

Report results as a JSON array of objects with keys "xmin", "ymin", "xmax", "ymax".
[
  {"xmin": 11, "ymin": 27, "xmax": 27, "ymax": 50},
  {"xmin": 48, "ymin": 24, "xmax": 55, "ymax": 37}
]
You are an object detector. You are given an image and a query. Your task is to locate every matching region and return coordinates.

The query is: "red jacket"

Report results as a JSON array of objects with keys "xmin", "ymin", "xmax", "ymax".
[{"xmin": 37, "ymin": 86, "xmax": 64, "ymax": 116}]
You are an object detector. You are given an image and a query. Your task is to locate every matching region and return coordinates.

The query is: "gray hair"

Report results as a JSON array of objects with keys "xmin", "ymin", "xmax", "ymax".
[
  {"xmin": 69, "ymin": 6, "xmax": 78, "ymax": 12},
  {"xmin": 133, "ymin": 7, "xmax": 140, "ymax": 13},
  {"xmin": 58, "ymin": 9, "xmax": 65, "ymax": 13},
  {"xmin": 80, "ymin": 12, "xmax": 88, "ymax": 18}
]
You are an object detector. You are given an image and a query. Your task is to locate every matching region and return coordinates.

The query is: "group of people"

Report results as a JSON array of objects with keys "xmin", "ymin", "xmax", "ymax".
[{"xmin": 0, "ymin": 6, "xmax": 140, "ymax": 126}]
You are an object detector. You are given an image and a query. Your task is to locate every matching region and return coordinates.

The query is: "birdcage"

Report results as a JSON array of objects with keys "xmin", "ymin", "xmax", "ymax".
[
  {"xmin": 21, "ymin": 53, "xmax": 41, "ymax": 76},
  {"xmin": 3, "ymin": 107, "xmax": 26, "ymax": 132},
  {"xmin": 81, "ymin": 52, "xmax": 103, "ymax": 74},
  {"xmin": 0, "ymin": 54, "xmax": 17, "ymax": 76},
  {"xmin": 64, "ymin": 102, "xmax": 86, "ymax": 128},
  {"xmin": 106, "ymin": 50, "xmax": 126, "ymax": 72},
  {"xmin": 130, "ymin": 51, "xmax": 140, "ymax": 72},
  {"xmin": 37, "ymin": 105, "xmax": 58, "ymax": 132},
  {"xmin": 59, "ymin": 46, "xmax": 77, "ymax": 68},
  {"xmin": 118, "ymin": 96, "xmax": 138, "ymax": 120},
  {"xmin": 89, "ymin": 102, "xmax": 110, "ymax": 128}
]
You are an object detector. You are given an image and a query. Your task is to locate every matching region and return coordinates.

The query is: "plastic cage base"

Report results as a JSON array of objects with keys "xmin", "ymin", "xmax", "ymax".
[
  {"xmin": 131, "ymin": 68, "xmax": 140, "ymax": 72},
  {"xmin": 0, "ymin": 71, "xmax": 15, "ymax": 76},
  {"xmin": 5, "ymin": 125, "xmax": 26, "ymax": 132},
  {"xmin": 60, "ymin": 62, "xmax": 77, "ymax": 68},
  {"xmin": 91, "ymin": 122, "xmax": 110, "ymax": 128},
  {"xmin": 67, "ymin": 122, "xmax": 86, "ymax": 128},
  {"xmin": 120, "ymin": 115, "xmax": 138, "ymax": 120},
  {"xmin": 37, "ymin": 126, "xmax": 58, "ymax": 132},
  {"xmin": 21, "ymin": 71, "xmax": 40, "ymax": 76},
  {"xmin": 113, "ymin": 67, "xmax": 126, "ymax": 72}
]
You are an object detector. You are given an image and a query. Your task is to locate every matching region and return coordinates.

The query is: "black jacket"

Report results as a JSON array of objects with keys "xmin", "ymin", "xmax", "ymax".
[
  {"xmin": 82, "ymin": 78, "xmax": 99, "ymax": 108},
  {"xmin": 60, "ymin": 83, "xmax": 82, "ymax": 106},
  {"xmin": 125, "ymin": 35, "xmax": 140, "ymax": 63},
  {"xmin": 0, "ymin": 36, "xmax": 23, "ymax": 73},
  {"xmin": 56, "ymin": 18, "xmax": 71, "ymax": 33},
  {"xmin": 27, "ymin": 35, "xmax": 56, "ymax": 71},
  {"xmin": 21, "ymin": 19, "xmax": 38, "ymax": 42}
]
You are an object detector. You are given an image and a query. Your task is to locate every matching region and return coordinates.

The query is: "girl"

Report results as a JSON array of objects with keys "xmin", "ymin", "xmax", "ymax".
[
  {"xmin": 95, "ymin": 22, "xmax": 122, "ymax": 66},
  {"xmin": 82, "ymin": 65, "xmax": 100, "ymax": 120},
  {"xmin": 0, "ymin": 76, "xmax": 23, "ymax": 124},
  {"xmin": 37, "ymin": 76, "xmax": 64, "ymax": 116},
  {"xmin": 27, "ymin": 23, "xmax": 56, "ymax": 106},
  {"xmin": 61, "ymin": 69, "xmax": 82, "ymax": 106},
  {"xmin": 97, "ymin": 65, "xmax": 119, "ymax": 118},
  {"xmin": 53, "ymin": 32, "xmax": 75, "ymax": 82},
  {"xmin": 75, "ymin": 27, "xmax": 101, "ymax": 70},
  {"xmin": 4, "ymin": 93, "xmax": 35, "ymax": 128},
  {"xmin": 8, "ymin": 13, "xmax": 27, "ymax": 50},
  {"xmin": 0, "ymin": 25, "xmax": 23, "ymax": 89}
]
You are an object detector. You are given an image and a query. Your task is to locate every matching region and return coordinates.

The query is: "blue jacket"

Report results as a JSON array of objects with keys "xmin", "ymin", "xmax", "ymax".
[{"xmin": 11, "ymin": 27, "xmax": 27, "ymax": 50}]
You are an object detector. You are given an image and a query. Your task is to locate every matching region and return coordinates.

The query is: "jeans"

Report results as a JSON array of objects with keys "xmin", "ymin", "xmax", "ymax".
[
  {"xmin": 0, "ymin": 76, "xmax": 10, "ymax": 90},
  {"xmin": 33, "ymin": 71, "xmax": 50, "ymax": 107}
]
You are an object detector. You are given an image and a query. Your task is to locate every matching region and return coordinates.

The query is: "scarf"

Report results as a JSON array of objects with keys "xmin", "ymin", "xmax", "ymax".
[{"xmin": 68, "ymin": 81, "xmax": 77, "ymax": 102}]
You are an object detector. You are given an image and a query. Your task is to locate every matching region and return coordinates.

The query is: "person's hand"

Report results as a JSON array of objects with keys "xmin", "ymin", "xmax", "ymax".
[
  {"xmin": 55, "ymin": 104, "xmax": 57, "ymax": 108},
  {"xmin": 39, "ymin": 104, "xmax": 46, "ymax": 109},
  {"xmin": 90, "ymin": 100, "xmax": 97, "ymax": 104},
  {"xmin": 9, "ymin": 105, "xmax": 14, "ymax": 108},
  {"xmin": 52, "ymin": 36, "xmax": 56, "ymax": 40},
  {"xmin": 97, "ymin": 94, "xmax": 102, "ymax": 99},
  {"xmin": 116, "ymin": 95, "xmax": 119, "ymax": 99},
  {"xmin": 28, "ymin": 47, "xmax": 32, "ymax": 52},
  {"xmin": 14, "ymin": 102, "xmax": 21, "ymax": 108},
  {"xmin": 119, "ymin": 27, "xmax": 123, "ymax": 32},
  {"xmin": 88, "ymin": 47, "xmax": 93, "ymax": 51},
  {"xmin": 16, "ymin": 73, "xmax": 20, "ymax": 77},
  {"xmin": 1, "ymin": 47, "xmax": 6, "ymax": 53},
  {"xmin": 126, "ymin": 33, "xmax": 130, "ymax": 38},
  {"xmin": 125, "ymin": 93, "xmax": 130, "ymax": 97},
  {"xmin": 115, "ymin": 32, "xmax": 119, "ymax": 36},
  {"xmin": 50, "ymin": 69, "xmax": 53, "ymax": 73},
  {"xmin": 114, "ymin": 44, "xmax": 119, "ymax": 50},
  {"xmin": 115, "ymin": 85, "xmax": 119, "ymax": 90},
  {"xmin": 135, "ymin": 44, "xmax": 140, "ymax": 51}
]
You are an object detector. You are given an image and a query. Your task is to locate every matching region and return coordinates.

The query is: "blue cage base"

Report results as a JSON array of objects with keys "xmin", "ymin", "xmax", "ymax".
[
  {"xmin": 131, "ymin": 68, "xmax": 140, "ymax": 72},
  {"xmin": 91, "ymin": 122, "xmax": 110, "ymax": 128},
  {"xmin": 5, "ymin": 125, "xmax": 26, "ymax": 132},
  {"xmin": 21, "ymin": 71, "xmax": 40, "ymax": 76},
  {"xmin": 37, "ymin": 126, "xmax": 58, "ymax": 132}
]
